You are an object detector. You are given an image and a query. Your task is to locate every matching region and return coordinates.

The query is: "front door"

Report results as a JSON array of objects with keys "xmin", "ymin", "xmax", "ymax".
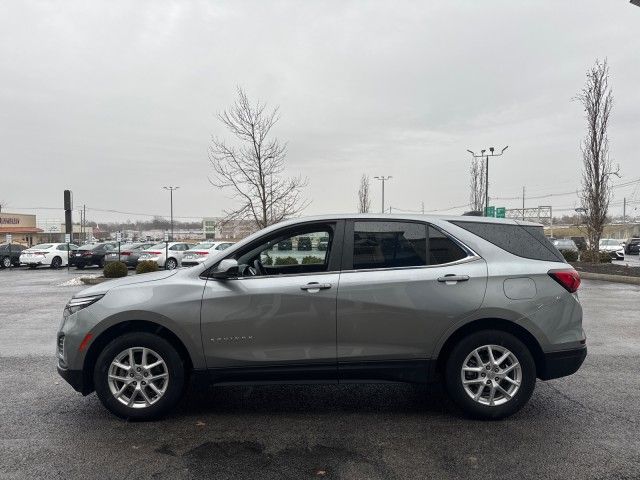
[{"xmin": 200, "ymin": 221, "xmax": 344, "ymax": 381}]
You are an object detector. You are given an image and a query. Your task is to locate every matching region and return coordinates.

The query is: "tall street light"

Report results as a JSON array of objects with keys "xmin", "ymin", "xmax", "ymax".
[
  {"xmin": 374, "ymin": 176, "xmax": 392, "ymax": 213},
  {"xmin": 162, "ymin": 186, "xmax": 179, "ymax": 240},
  {"xmin": 466, "ymin": 146, "xmax": 509, "ymax": 216}
]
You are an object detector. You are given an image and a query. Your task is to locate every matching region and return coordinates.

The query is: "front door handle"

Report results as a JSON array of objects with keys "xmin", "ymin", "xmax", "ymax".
[
  {"xmin": 300, "ymin": 282, "xmax": 332, "ymax": 291},
  {"xmin": 437, "ymin": 274, "xmax": 470, "ymax": 283}
]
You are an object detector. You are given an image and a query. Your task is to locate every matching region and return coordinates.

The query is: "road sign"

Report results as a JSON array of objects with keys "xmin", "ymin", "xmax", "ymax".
[
  {"xmin": 496, "ymin": 207, "xmax": 506, "ymax": 218},
  {"xmin": 5, "ymin": 234, "xmax": 12, "ymax": 243},
  {"xmin": 64, "ymin": 233, "xmax": 71, "ymax": 243},
  {"xmin": 485, "ymin": 206, "xmax": 495, "ymax": 217},
  {"xmin": 116, "ymin": 232, "xmax": 122, "ymax": 242}
]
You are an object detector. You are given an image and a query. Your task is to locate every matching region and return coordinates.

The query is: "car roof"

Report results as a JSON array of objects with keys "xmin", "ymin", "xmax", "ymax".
[{"xmin": 266, "ymin": 213, "xmax": 542, "ymax": 228}]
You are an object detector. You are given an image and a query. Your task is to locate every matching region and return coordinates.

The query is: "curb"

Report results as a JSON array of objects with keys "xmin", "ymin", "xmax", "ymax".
[{"xmin": 580, "ymin": 271, "xmax": 640, "ymax": 285}]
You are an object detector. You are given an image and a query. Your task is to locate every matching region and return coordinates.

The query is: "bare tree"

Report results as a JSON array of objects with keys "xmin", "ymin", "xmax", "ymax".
[
  {"xmin": 576, "ymin": 59, "xmax": 618, "ymax": 260},
  {"xmin": 469, "ymin": 157, "xmax": 486, "ymax": 214},
  {"xmin": 208, "ymin": 87, "xmax": 309, "ymax": 229},
  {"xmin": 357, "ymin": 174, "xmax": 371, "ymax": 213}
]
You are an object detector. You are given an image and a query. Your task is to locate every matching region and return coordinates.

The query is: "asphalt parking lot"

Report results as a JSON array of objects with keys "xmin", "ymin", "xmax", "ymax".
[{"xmin": 1, "ymin": 269, "xmax": 639, "ymax": 479}]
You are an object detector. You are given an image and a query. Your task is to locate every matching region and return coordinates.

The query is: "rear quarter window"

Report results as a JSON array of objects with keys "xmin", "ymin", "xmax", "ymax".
[{"xmin": 451, "ymin": 221, "xmax": 564, "ymax": 262}]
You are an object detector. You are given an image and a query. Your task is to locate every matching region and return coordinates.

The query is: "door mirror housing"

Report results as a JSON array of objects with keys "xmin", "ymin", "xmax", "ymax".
[{"xmin": 210, "ymin": 258, "xmax": 239, "ymax": 279}]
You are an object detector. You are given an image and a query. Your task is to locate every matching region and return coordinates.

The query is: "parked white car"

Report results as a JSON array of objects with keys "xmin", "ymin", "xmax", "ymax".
[
  {"xmin": 136, "ymin": 242, "xmax": 194, "ymax": 270},
  {"xmin": 599, "ymin": 238, "xmax": 624, "ymax": 260},
  {"xmin": 20, "ymin": 243, "xmax": 78, "ymax": 269},
  {"xmin": 181, "ymin": 241, "xmax": 235, "ymax": 267}
]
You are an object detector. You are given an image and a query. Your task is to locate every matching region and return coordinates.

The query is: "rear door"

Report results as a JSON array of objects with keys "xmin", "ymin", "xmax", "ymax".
[{"xmin": 337, "ymin": 220, "xmax": 487, "ymax": 381}]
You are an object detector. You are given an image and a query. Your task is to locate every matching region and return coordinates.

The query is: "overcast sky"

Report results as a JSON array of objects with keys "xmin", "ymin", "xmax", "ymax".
[{"xmin": 1, "ymin": 0, "xmax": 639, "ymax": 224}]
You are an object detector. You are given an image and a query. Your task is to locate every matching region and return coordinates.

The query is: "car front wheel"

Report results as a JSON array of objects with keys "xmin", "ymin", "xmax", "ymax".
[
  {"xmin": 94, "ymin": 332, "xmax": 186, "ymax": 420},
  {"xmin": 1, "ymin": 256, "xmax": 11, "ymax": 268},
  {"xmin": 444, "ymin": 330, "xmax": 536, "ymax": 420}
]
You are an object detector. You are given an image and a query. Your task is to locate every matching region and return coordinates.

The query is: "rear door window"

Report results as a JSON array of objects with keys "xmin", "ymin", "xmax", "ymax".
[
  {"xmin": 428, "ymin": 227, "xmax": 467, "ymax": 265},
  {"xmin": 351, "ymin": 221, "xmax": 427, "ymax": 269}
]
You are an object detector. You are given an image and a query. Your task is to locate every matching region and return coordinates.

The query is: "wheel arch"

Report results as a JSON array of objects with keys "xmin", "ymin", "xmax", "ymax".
[
  {"xmin": 81, "ymin": 319, "xmax": 194, "ymax": 395},
  {"xmin": 433, "ymin": 318, "xmax": 545, "ymax": 380}
]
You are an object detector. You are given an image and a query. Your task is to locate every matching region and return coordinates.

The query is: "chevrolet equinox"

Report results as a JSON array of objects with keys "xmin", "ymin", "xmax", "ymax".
[{"xmin": 57, "ymin": 215, "xmax": 586, "ymax": 420}]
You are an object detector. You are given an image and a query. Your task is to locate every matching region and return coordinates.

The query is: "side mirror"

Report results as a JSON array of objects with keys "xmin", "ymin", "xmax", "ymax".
[{"xmin": 210, "ymin": 258, "xmax": 239, "ymax": 279}]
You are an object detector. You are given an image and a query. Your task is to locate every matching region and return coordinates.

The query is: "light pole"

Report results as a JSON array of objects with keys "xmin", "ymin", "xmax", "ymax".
[
  {"xmin": 374, "ymin": 176, "xmax": 392, "ymax": 214},
  {"xmin": 467, "ymin": 146, "xmax": 509, "ymax": 216},
  {"xmin": 162, "ymin": 186, "xmax": 179, "ymax": 240}
]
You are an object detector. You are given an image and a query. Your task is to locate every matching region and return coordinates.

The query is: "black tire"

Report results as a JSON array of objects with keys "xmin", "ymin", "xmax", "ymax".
[
  {"xmin": 94, "ymin": 332, "xmax": 186, "ymax": 420},
  {"xmin": 50, "ymin": 256, "xmax": 62, "ymax": 269},
  {"xmin": 0, "ymin": 256, "xmax": 10, "ymax": 269},
  {"xmin": 98, "ymin": 258, "xmax": 105, "ymax": 268},
  {"xmin": 165, "ymin": 258, "xmax": 178, "ymax": 270},
  {"xmin": 28, "ymin": 264, "xmax": 37, "ymax": 269},
  {"xmin": 76, "ymin": 264, "xmax": 85, "ymax": 270},
  {"xmin": 444, "ymin": 330, "xmax": 536, "ymax": 420}
]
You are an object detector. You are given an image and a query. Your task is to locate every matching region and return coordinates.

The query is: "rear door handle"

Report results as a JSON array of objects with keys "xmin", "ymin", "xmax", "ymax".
[
  {"xmin": 300, "ymin": 282, "xmax": 332, "ymax": 291},
  {"xmin": 437, "ymin": 275, "xmax": 470, "ymax": 283}
]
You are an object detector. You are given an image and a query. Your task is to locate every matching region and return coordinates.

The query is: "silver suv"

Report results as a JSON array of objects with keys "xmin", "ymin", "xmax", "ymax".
[{"xmin": 57, "ymin": 215, "xmax": 586, "ymax": 420}]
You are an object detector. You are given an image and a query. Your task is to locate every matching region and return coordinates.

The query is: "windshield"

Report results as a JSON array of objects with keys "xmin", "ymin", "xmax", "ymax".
[
  {"xmin": 31, "ymin": 244, "xmax": 53, "ymax": 250},
  {"xmin": 147, "ymin": 243, "xmax": 166, "ymax": 250},
  {"xmin": 191, "ymin": 243, "xmax": 214, "ymax": 250}
]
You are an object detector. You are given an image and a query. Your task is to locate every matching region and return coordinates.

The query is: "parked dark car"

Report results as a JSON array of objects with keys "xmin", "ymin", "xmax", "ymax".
[
  {"xmin": 570, "ymin": 236, "xmax": 587, "ymax": 251},
  {"xmin": 104, "ymin": 242, "xmax": 154, "ymax": 267},
  {"xmin": 0, "ymin": 243, "xmax": 26, "ymax": 268},
  {"xmin": 317, "ymin": 236, "xmax": 329, "ymax": 251},
  {"xmin": 72, "ymin": 243, "xmax": 117, "ymax": 269},
  {"xmin": 624, "ymin": 238, "xmax": 640, "ymax": 255},
  {"xmin": 297, "ymin": 236, "xmax": 312, "ymax": 251},
  {"xmin": 277, "ymin": 239, "xmax": 292, "ymax": 250}
]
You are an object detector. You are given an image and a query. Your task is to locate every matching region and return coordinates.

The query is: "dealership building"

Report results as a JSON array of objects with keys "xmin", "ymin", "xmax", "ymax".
[{"xmin": 0, "ymin": 212, "xmax": 43, "ymax": 246}]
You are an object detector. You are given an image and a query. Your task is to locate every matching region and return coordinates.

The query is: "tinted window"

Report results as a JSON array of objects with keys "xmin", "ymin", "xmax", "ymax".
[
  {"xmin": 428, "ymin": 227, "xmax": 467, "ymax": 264},
  {"xmin": 451, "ymin": 221, "xmax": 564, "ymax": 262},
  {"xmin": 352, "ymin": 221, "xmax": 427, "ymax": 269}
]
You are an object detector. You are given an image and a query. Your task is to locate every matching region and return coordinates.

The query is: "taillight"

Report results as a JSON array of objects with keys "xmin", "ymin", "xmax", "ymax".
[
  {"xmin": 82, "ymin": 252, "xmax": 92, "ymax": 257},
  {"xmin": 147, "ymin": 251, "xmax": 162, "ymax": 255},
  {"xmin": 548, "ymin": 269, "xmax": 581, "ymax": 293},
  {"xmin": 194, "ymin": 251, "xmax": 208, "ymax": 256},
  {"xmin": 120, "ymin": 251, "xmax": 131, "ymax": 256}
]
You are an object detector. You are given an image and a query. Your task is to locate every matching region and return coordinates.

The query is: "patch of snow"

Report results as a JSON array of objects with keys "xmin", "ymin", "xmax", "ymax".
[{"xmin": 57, "ymin": 276, "xmax": 97, "ymax": 287}]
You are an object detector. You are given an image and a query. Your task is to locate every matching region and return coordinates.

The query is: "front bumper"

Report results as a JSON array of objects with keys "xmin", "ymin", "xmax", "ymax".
[
  {"xmin": 57, "ymin": 365, "xmax": 91, "ymax": 395},
  {"xmin": 538, "ymin": 345, "xmax": 587, "ymax": 380}
]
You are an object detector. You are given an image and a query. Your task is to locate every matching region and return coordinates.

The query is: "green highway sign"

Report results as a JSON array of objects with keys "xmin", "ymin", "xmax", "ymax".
[
  {"xmin": 485, "ymin": 206, "xmax": 495, "ymax": 217},
  {"xmin": 496, "ymin": 207, "xmax": 506, "ymax": 218}
]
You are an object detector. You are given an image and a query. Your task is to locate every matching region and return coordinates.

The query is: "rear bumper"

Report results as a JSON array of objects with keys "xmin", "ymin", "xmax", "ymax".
[{"xmin": 538, "ymin": 345, "xmax": 587, "ymax": 380}]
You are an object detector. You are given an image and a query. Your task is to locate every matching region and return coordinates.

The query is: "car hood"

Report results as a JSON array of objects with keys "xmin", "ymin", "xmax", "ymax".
[{"xmin": 75, "ymin": 270, "xmax": 179, "ymax": 297}]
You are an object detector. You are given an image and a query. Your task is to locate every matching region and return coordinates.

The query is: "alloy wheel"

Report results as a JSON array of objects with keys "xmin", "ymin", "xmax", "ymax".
[
  {"xmin": 2, "ymin": 257, "xmax": 10, "ymax": 268},
  {"xmin": 107, "ymin": 347, "xmax": 169, "ymax": 408},
  {"xmin": 460, "ymin": 344, "xmax": 522, "ymax": 407}
]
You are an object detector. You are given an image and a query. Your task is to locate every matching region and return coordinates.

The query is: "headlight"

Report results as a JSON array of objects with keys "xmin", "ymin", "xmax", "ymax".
[{"xmin": 63, "ymin": 294, "xmax": 104, "ymax": 318}]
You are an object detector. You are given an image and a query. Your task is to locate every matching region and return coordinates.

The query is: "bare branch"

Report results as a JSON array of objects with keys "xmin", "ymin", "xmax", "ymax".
[
  {"xmin": 357, "ymin": 174, "xmax": 371, "ymax": 213},
  {"xmin": 209, "ymin": 87, "xmax": 309, "ymax": 229},
  {"xmin": 469, "ymin": 158, "xmax": 486, "ymax": 214},
  {"xmin": 576, "ymin": 59, "xmax": 618, "ymax": 261}
]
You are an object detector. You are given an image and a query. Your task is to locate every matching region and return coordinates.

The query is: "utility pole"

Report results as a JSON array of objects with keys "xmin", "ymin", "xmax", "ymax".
[
  {"xmin": 83, "ymin": 204, "xmax": 86, "ymax": 243},
  {"xmin": 623, "ymin": 197, "xmax": 626, "ymax": 224},
  {"xmin": 374, "ymin": 176, "xmax": 392, "ymax": 214},
  {"xmin": 162, "ymin": 186, "xmax": 179, "ymax": 240},
  {"xmin": 466, "ymin": 146, "xmax": 509, "ymax": 216},
  {"xmin": 421, "ymin": 201, "xmax": 425, "ymax": 214},
  {"xmin": 522, "ymin": 186, "xmax": 525, "ymax": 220}
]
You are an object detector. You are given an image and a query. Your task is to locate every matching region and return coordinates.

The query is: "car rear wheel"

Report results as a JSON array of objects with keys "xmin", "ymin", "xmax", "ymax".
[
  {"xmin": 50, "ymin": 256, "xmax": 62, "ymax": 269},
  {"xmin": 165, "ymin": 258, "xmax": 178, "ymax": 270},
  {"xmin": 444, "ymin": 330, "xmax": 536, "ymax": 420},
  {"xmin": 94, "ymin": 332, "xmax": 186, "ymax": 420},
  {"xmin": 76, "ymin": 264, "xmax": 85, "ymax": 270}
]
